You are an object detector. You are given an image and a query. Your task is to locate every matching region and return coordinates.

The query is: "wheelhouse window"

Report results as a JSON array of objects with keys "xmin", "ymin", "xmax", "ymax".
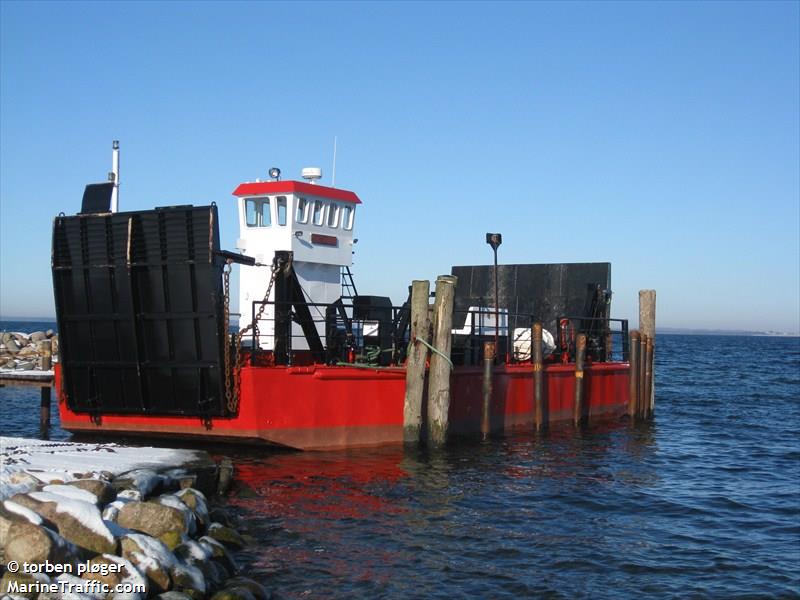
[
  {"xmin": 312, "ymin": 200, "xmax": 324, "ymax": 226},
  {"xmin": 327, "ymin": 203, "xmax": 340, "ymax": 228},
  {"xmin": 295, "ymin": 197, "xmax": 309, "ymax": 223},
  {"xmin": 276, "ymin": 196, "xmax": 287, "ymax": 226},
  {"xmin": 245, "ymin": 197, "xmax": 271, "ymax": 227},
  {"xmin": 342, "ymin": 205, "xmax": 354, "ymax": 230}
]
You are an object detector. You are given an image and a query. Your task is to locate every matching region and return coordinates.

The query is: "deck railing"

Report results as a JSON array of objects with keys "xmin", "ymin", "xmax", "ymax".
[{"xmin": 243, "ymin": 299, "xmax": 629, "ymax": 367}]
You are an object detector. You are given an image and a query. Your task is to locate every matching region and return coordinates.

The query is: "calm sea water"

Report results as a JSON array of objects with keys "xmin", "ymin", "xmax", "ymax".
[{"xmin": 2, "ymin": 321, "xmax": 798, "ymax": 598}]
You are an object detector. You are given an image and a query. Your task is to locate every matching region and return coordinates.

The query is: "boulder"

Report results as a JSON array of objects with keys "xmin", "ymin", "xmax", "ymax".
[
  {"xmin": 190, "ymin": 558, "xmax": 226, "ymax": 590},
  {"xmin": 198, "ymin": 535, "xmax": 237, "ymax": 575},
  {"xmin": 170, "ymin": 563, "xmax": 206, "ymax": 599},
  {"xmin": 222, "ymin": 577, "xmax": 271, "ymax": 600},
  {"xmin": 120, "ymin": 533, "xmax": 177, "ymax": 593},
  {"xmin": 102, "ymin": 498, "xmax": 132, "ymax": 522},
  {"xmin": 156, "ymin": 494, "xmax": 196, "ymax": 535},
  {"xmin": 17, "ymin": 345, "xmax": 38, "ymax": 358},
  {"xmin": 176, "ymin": 488, "xmax": 210, "ymax": 531},
  {"xmin": 30, "ymin": 331, "xmax": 47, "ymax": 342},
  {"xmin": 0, "ymin": 571, "xmax": 50, "ymax": 598},
  {"xmin": 207, "ymin": 522, "xmax": 246, "ymax": 549},
  {"xmin": 159, "ymin": 530, "xmax": 186, "ymax": 550},
  {"xmin": 5, "ymin": 339, "xmax": 20, "ymax": 354},
  {"xmin": 118, "ymin": 489, "xmax": 144, "ymax": 502},
  {"xmin": 4, "ymin": 521, "xmax": 78, "ymax": 567},
  {"xmin": 0, "ymin": 501, "xmax": 42, "ymax": 548},
  {"xmin": 80, "ymin": 554, "xmax": 148, "ymax": 598},
  {"xmin": 117, "ymin": 501, "xmax": 189, "ymax": 540},
  {"xmin": 42, "ymin": 483, "xmax": 100, "ymax": 505},
  {"xmin": 67, "ymin": 478, "xmax": 116, "ymax": 505},
  {"xmin": 208, "ymin": 507, "xmax": 233, "ymax": 528},
  {"xmin": 25, "ymin": 491, "xmax": 117, "ymax": 556},
  {"xmin": 210, "ymin": 587, "xmax": 257, "ymax": 600},
  {"xmin": 174, "ymin": 539, "xmax": 212, "ymax": 563},
  {"xmin": 44, "ymin": 574, "xmax": 99, "ymax": 599},
  {"xmin": 113, "ymin": 469, "xmax": 163, "ymax": 497}
]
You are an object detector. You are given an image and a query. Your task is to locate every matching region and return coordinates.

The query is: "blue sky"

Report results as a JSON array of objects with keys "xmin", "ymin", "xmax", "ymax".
[{"xmin": 1, "ymin": 1, "xmax": 798, "ymax": 333}]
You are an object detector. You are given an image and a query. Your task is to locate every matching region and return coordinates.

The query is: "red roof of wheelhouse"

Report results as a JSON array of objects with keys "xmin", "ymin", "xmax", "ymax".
[{"xmin": 232, "ymin": 181, "xmax": 362, "ymax": 204}]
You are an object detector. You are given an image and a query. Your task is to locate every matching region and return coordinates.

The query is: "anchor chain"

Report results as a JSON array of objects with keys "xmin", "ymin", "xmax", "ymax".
[{"xmin": 223, "ymin": 258, "xmax": 282, "ymax": 414}]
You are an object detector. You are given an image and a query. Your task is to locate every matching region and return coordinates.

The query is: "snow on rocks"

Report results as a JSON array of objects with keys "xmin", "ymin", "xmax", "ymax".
[
  {"xmin": 0, "ymin": 437, "xmax": 213, "ymax": 501},
  {"xmin": 0, "ymin": 437, "xmax": 263, "ymax": 598},
  {"xmin": 117, "ymin": 501, "xmax": 189, "ymax": 543},
  {"xmin": 42, "ymin": 483, "xmax": 101, "ymax": 505},
  {"xmin": 121, "ymin": 532, "xmax": 177, "ymax": 592},
  {"xmin": 3, "ymin": 499, "xmax": 43, "ymax": 525},
  {"xmin": 25, "ymin": 490, "xmax": 117, "ymax": 556},
  {"xmin": 113, "ymin": 469, "xmax": 164, "ymax": 498},
  {"xmin": 82, "ymin": 553, "xmax": 149, "ymax": 598},
  {"xmin": 0, "ymin": 329, "xmax": 57, "ymax": 371}
]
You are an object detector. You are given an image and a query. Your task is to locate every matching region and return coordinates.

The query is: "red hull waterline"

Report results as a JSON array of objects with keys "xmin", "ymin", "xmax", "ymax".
[{"xmin": 56, "ymin": 362, "xmax": 630, "ymax": 451}]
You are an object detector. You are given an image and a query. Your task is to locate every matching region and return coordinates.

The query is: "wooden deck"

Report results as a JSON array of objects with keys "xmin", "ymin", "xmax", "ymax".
[{"xmin": 0, "ymin": 370, "xmax": 54, "ymax": 388}]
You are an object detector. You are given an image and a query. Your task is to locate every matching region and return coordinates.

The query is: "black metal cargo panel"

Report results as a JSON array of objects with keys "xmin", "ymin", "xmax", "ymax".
[
  {"xmin": 450, "ymin": 262, "xmax": 611, "ymax": 336},
  {"xmin": 52, "ymin": 204, "xmax": 229, "ymax": 417}
]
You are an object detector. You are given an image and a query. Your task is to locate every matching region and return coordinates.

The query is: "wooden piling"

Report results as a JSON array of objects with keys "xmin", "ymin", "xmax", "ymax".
[
  {"xmin": 216, "ymin": 457, "xmax": 234, "ymax": 496},
  {"xmin": 532, "ymin": 322, "xmax": 545, "ymax": 431},
  {"xmin": 427, "ymin": 275, "xmax": 457, "ymax": 447},
  {"xmin": 628, "ymin": 330, "xmax": 640, "ymax": 419},
  {"xmin": 644, "ymin": 336, "xmax": 654, "ymax": 420},
  {"xmin": 573, "ymin": 333, "xmax": 586, "ymax": 426},
  {"xmin": 638, "ymin": 334, "xmax": 648, "ymax": 418},
  {"xmin": 639, "ymin": 289, "xmax": 656, "ymax": 415},
  {"xmin": 481, "ymin": 341, "xmax": 495, "ymax": 440},
  {"xmin": 39, "ymin": 340, "xmax": 52, "ymax": 436},
  {"xmin": 404, "ymin": 280, "xmax": 431, "ymax": 444}
]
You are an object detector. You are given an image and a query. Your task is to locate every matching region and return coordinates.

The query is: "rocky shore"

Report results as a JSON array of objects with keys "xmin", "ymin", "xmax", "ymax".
[
  {"xmin": 0, "ymin": 441, "xmax": 266, "ymax": 599},
  {"xmin": 0, "ymin": 332, "xmax": 57, "ymax": 373}
]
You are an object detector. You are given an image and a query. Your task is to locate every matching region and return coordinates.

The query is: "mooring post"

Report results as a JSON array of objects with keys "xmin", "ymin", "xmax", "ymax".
[
  {"xmin": 427, "ymin": 275, "xmax": 457, "ymax": 447},
  {"xmin": 481, "ymin": 341, "xmax": 495, "ymax": 440},
  {"xmin": 573, "ymin": 333, "xmax": 586, "ymax": 426},
  {"xmin": 644, "ymin": 336, "xmax": 654, "ymax": 420},
  {"xmin": 533, "ymin": 322, "xmax": 545, "ymax": 431},
  {"xmin": 638, "ymin": 334, "xmax": 648, "ymax": 418},
  {"xmin": 628, "ymin": 330, "xmax": 640, "ymax": 419},
  {"xmin": 39, "ymin": 340, "xmax": 52, "ymax": 437},
  {"xmin": 216, "ymin": 457, "xmax": 234, "ymax": 496},
  {"xmin": 639, "ymin": 289, "xmax": 656, "ymax": 416},
  {"xmin": 404, "ymin": 280, "xmax": 431, "ymax": 444}
]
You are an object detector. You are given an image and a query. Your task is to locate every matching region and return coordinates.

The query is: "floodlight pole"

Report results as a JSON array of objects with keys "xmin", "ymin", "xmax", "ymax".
[{"xmin": 486, "ymin": 233, "xmax": 502, "ymax": 358}]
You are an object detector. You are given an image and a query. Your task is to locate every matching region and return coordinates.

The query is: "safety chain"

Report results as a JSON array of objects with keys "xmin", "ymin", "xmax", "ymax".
[{"xmin": 223, "ymin": 258, "xmax": 282, "ymax": 414}]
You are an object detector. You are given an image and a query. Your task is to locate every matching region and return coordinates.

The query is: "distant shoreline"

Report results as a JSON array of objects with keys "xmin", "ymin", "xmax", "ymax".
[{"xmin": 657, "ymin": 328, "xmax": 799, "ymax": 337}]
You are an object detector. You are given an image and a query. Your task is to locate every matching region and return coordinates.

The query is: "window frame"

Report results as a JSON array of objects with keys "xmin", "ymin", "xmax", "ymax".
[
  {"xmin": 244, "ymin": 197, "xmax": 272, "ymax": 227},
  {"xmin": 342, "ymin": 205, "xmax": 354, "ymax": 230},
  {"xmin": 276, "ymin": 196, "xmax": 287, "ymax": 226},
  {"xmin": 327, "ymin": 202, "xmax": 340, "ymax": 228},
  {"xmin": 295, "ymin": 197, "xmax": 309, "ymax": 224},
  {"xmin": 312, "ymin": 200, "xmax": 324, "ymax": 226}
]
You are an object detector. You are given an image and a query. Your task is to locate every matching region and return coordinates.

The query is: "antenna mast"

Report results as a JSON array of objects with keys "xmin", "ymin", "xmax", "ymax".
[{"xmin": 332, "ymin": 136, "xmax": 337, "ymax": 187}]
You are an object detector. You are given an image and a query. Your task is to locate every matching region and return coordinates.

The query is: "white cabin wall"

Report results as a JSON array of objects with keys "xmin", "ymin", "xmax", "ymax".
[{"xmin": 234, "ymin": 192, "xmax": 356, "ymax": 349}]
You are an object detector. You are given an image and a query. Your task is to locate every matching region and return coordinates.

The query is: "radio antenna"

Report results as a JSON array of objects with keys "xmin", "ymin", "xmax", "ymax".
[{"xmin": 331, "ymin": 136, "xmax": 337, "ymax": 187}]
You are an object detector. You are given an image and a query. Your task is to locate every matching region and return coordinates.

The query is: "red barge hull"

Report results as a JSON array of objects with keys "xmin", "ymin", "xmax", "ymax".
[{"xmin": 57, "ymin": 362, "xmax": 629, "ymax": 450}]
